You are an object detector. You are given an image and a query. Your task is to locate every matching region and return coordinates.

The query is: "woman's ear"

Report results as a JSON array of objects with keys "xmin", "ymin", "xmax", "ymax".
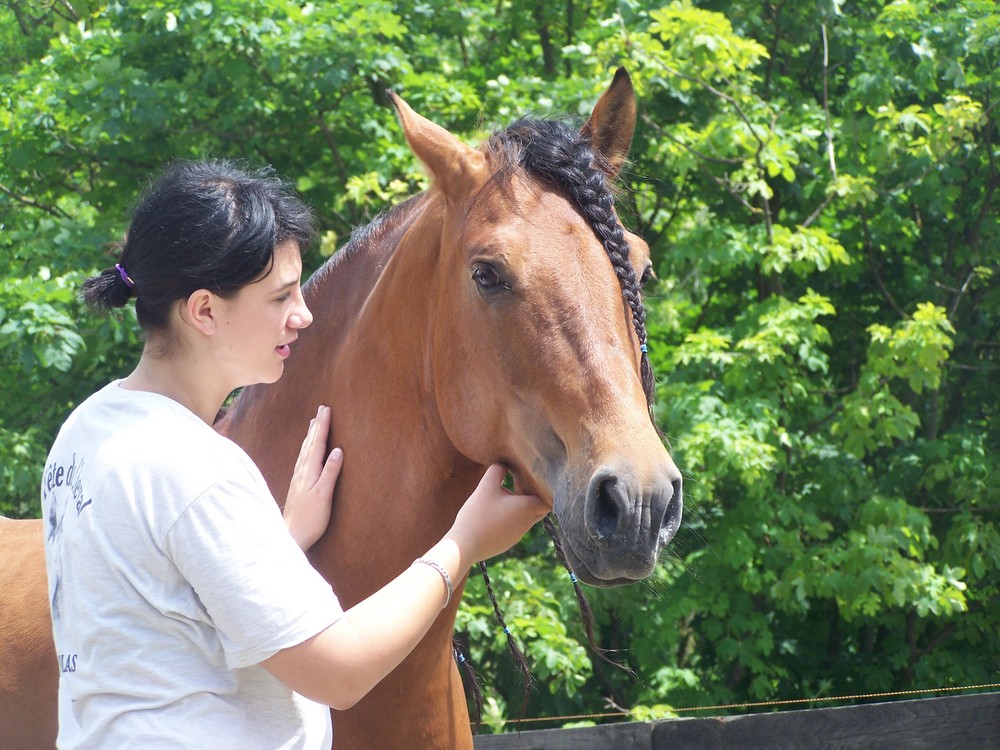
[{"xmin": 179, "ymin": 289, "xmax": 217, "ymax": 335}]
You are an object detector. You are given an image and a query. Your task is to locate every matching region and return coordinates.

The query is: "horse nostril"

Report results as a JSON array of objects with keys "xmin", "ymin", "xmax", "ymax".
[
  {"xmin": 594, "ymin": 477, "xmax": 622, "ymax": 539},
  {"xmin": 664, "ymin": 475, "xmax": 684, "ymax": 536}
]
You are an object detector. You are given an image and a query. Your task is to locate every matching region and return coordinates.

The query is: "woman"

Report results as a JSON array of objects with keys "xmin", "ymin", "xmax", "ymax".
[{"xmin": 40, "ymin": 159, "xmax": 547, "ymax": 749}]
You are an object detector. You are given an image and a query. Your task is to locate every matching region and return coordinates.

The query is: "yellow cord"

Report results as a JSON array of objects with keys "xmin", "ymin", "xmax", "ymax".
[{"xmin": 480, "ymin": 682, "xmax": 1000, "ymax": 727}]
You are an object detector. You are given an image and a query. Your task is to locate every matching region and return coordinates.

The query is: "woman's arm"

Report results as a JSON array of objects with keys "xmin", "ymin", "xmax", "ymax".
[{"xmin": 261, "ymin": 464, "xmax": 548, "ymax": 709}]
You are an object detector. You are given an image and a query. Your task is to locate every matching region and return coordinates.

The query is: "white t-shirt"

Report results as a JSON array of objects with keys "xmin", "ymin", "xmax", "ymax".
[{"xmin": 41, "ymin": 381, "xmax": 343, "ymax": 749}]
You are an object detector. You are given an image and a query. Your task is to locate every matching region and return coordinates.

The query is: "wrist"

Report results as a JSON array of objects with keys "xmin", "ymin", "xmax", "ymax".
[
  {"xmin": 413, "ymin": 558, "xmax": 453, "ymax": 608},
  {"xmin": 283, "ymin": 509, "xmax": 316, "ymax": 552},
  {"xmin": 415, "ymin": 537, "xmax": 468, "ymax": 607}
]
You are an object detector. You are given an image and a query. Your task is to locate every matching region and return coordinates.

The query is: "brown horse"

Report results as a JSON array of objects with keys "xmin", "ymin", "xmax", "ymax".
[
  {"xmin": 221, "ymin": 68, "xmax": 682, "ymax": 748},
  {"xmin": 0, "ymin": 69, "xmax": 682, "ymax": 749}
]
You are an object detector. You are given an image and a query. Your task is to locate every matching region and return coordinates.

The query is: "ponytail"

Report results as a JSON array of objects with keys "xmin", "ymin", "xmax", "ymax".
[{"xmin": 81, "ymin": 245, "xmax": 136, "ymax": 312}]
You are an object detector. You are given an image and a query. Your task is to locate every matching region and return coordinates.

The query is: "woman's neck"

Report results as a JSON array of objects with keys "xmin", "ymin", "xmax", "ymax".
[{"xmin": 121, "ymin": 348, "xmax": 231, "ymax": 425}]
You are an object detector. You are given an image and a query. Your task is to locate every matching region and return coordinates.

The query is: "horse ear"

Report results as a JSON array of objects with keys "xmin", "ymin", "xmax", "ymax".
[
  {"xmin": 387, "ymin": 91, "xmax": 486, "ymax": 200},
  {"xmin": 581, "ymin": 67, "xmax": 637, "ymax": 180}
]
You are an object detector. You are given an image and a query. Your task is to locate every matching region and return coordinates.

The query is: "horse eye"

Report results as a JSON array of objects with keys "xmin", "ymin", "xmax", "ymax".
[{"xmin": 472, "ymin": 263, "xmax": 509, "ymax": 293}]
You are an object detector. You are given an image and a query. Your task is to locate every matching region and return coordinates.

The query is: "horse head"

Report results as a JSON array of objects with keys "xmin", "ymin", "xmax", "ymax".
[{"xmin": 389, "ymin": 69, "xmax": 683, "ymax": 587}]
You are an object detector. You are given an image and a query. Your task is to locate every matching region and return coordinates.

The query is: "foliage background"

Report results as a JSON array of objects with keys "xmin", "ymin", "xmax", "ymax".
[{"xmin": 2, "ymin": 0, "xmax": 997, "ymax": 730}]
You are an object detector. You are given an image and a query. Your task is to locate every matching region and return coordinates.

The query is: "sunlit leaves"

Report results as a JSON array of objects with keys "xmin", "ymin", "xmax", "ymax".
[
  {"xmin": 645, "ymin": 2, "xmax": 769, "ymax": 87},
  {"xmin": 865, "ymin": 304, "xmax": 953, "ymax": 392},
  {"xmin": 1, "ymin": 0, "xmax": 998, "ymax": 727},
  {"xmin": 832, "ymin": 303, "xmax": 953, "ymax": 457},
  {"xmin": 761, "ymin": 227, "xmax": 851, "ymax": 276}
]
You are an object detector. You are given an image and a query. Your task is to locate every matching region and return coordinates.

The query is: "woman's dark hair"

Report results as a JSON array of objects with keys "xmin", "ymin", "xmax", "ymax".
[{"xmin": 82, "ymin": 159, "xmax": 315, "ymax": 331}]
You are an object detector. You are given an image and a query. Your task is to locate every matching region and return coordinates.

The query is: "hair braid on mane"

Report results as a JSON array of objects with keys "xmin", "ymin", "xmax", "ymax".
[
  {"xmin": 478, "ymin": 561, "xmax": 534, "ymax": 718},
  {"xmin": 452, "ymin": 637, "xmax": 484, "ymax": 733},
  {"xmin": 497, "ymin": 118, "xmax": 655, "ymax": 411}
]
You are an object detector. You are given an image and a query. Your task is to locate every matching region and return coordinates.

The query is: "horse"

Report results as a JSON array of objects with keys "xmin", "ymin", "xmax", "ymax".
[
  {"xmin": 0, "ymin": 68, "xmax": 683, "ymax": 749},
  {"xmin": 219, "ymin": 67, "xmax": 682, "ymax": 748}
]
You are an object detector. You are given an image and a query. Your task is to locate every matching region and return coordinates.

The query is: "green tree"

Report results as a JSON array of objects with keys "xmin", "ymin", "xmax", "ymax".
[
  {"xmin": 1, "ymin": 0, "xmax": 996, "ymax": 730},
  {"xmin": 560, "ymin": 0, "xmax": 998, "ymax": 717}
]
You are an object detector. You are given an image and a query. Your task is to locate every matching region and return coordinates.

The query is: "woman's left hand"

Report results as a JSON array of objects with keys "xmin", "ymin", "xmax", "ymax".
[{"xmin": 284, "ymin": 405, "xmax": 343, "ymax": 550}]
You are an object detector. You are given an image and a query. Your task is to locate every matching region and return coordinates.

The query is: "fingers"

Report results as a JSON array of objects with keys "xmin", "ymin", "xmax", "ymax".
[
  {"xmin": 315, "ymin": 447, "xmax": 344, "ymax": 496},
  {"xmin": 294, "ymin": 406, "xmax": 338, "ymax": 487},
  {"xmin": 478, "ymin": 463, "xmax": 546, "ymax": 512},
  {"xmin": 478, "ymin": 464, "xmax": 547, "ymax": 522},
  {"xmin": 476, "ymin": 463, "xmax": 508, "ymax": 491},
  {"xmin": 519, "ymin": 493, "xmax": 550, "ymax": 520},
  {"xmin": 294, "ymin": 407, "xmax": 322, "ymax": 469}
]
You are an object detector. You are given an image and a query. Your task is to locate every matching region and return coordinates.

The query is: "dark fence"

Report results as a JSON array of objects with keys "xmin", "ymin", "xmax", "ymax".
[{"xmin": 474, "ymin": 692, "xmax": 999, "ymax": 750}]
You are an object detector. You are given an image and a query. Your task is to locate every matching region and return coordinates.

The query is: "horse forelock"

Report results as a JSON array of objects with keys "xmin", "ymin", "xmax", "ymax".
[{"xmin": 484, "ymin": 117, "xmax": 656, "ymax": 413}]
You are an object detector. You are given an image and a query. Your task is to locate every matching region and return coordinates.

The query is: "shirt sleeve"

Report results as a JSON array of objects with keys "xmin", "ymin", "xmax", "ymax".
[{"xmin": 164, "ymin": 476, "xmax": 344, "ymax": 670}]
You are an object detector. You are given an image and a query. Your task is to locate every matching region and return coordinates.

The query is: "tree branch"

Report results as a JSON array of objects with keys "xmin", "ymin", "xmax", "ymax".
[
  {"xmin": 0, "ymin": 183, "xmax": 70, "ymax": 219},
  {"xmin": 862, "ymin": 216, "xmax": 907, "ymax": 319},
  {"xmin": 821, "ymin": 21, "xmax": 837, "ymax": 179},
  {"xmin": 965, "ymin": 106, "xmax": 997, "ymax": 247},
  {"xmin": 316, "ymin": 113, "xmax": 350, "ymax": 189},
  {"xmin": 639, "ymin": 113, "xmax": 742, "ymax": 166},
  {"xmin": 801, "ymin": 191, "xmax": 834, "ymax": 228}
]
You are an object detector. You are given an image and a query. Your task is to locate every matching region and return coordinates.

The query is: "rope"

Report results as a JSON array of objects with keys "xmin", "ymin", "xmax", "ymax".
[{"xmin": 477, "ymin": 682, "xmax": 1000, "ymax": 727}]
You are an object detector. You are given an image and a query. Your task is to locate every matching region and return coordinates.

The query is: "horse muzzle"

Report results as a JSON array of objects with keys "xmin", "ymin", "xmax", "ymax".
[{"xmin": 554, "ymin": 465, "xmax": 682, "ymax": 588}]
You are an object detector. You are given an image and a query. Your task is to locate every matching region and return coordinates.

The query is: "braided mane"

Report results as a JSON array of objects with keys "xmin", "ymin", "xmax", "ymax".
[
  {"xmin": 485, "ymin": 118, "xmax": 656, "ymax": 414},
  {"xmin": 461, "ymin": 119, "xmax": 650, "ymax": 729}
]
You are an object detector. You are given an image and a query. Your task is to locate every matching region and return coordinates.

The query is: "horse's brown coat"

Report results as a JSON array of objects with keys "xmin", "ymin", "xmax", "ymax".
[{"xmin": 0, "ymin": 518, "xmax": 58, "ymax": 749}]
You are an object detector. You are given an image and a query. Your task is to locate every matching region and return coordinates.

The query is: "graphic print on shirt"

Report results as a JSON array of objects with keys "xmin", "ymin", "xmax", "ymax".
[{"xmin": 42, "ymin": 452, "xmax": 92, "ymax": 621}]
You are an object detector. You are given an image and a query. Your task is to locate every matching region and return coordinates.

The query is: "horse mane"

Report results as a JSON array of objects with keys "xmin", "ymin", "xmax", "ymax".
[{"xmin": 305, "ymin": 192, "xmax": 430, "ymax": 291}]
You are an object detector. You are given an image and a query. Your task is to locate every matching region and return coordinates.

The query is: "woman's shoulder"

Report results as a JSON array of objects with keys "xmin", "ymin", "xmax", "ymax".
[{"xmin": 79, "ymin": 383, "xmax": 262, "ymax": 487}]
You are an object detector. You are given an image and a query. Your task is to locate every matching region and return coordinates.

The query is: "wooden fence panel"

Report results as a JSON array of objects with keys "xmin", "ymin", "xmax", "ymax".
[
  {"xmin": 473, "ymin": 693, "xmax": 1000, "ymax": 750},
  {"xmin": 653, "ymin": 693, "xmax": 999, "ymax": 749},
  {"xmin": 474, "ymin": 719, "xmax": 651, "ymax": 750}
]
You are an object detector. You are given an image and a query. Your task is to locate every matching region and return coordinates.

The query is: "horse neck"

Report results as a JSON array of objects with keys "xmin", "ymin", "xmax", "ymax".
[{"xmin": 256, "ymin": 193, "xmax": 482, "ymax": 605}]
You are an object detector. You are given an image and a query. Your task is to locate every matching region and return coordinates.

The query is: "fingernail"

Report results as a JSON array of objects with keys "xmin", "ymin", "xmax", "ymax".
[{"xmin": 331, "ymin": 447, "xmax": 343, "ymax": 459}]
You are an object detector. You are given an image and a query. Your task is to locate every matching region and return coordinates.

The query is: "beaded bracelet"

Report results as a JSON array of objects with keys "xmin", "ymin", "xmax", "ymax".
[{"xmin": 415, "ymin": 557, "xmax": 453, "ymax": 608}]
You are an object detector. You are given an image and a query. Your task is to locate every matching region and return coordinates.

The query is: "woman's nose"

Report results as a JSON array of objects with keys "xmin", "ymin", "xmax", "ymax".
[{"xmin": 289, "ymin": 294, "xmax": 313, "ymax": 329}]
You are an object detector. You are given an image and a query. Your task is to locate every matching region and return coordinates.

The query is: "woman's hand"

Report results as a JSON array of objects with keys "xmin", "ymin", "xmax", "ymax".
[
  {"xmin": 284, "ymin": 405, "xmax": 343, "ymax": 550},
  {"xmin": 445, "ymin": 463, "xmax": 549, "ymax": 564}
]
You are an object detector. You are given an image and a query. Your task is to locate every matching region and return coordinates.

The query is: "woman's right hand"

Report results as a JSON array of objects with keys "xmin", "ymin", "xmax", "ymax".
[{"xmin": 446, "ymin": 463, "xmax": 549, "ymax": 563}]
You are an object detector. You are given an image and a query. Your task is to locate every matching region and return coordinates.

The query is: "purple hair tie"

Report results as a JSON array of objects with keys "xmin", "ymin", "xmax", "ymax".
[{"xmin": 115, "ymin": 263, "xmax": 136, "ymax": 289}]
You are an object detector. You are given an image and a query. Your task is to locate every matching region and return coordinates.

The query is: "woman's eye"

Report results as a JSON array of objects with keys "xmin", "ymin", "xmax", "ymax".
[{"xmin": 472, "ymin": 263, "xmax": 509, "ymax": 292}]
